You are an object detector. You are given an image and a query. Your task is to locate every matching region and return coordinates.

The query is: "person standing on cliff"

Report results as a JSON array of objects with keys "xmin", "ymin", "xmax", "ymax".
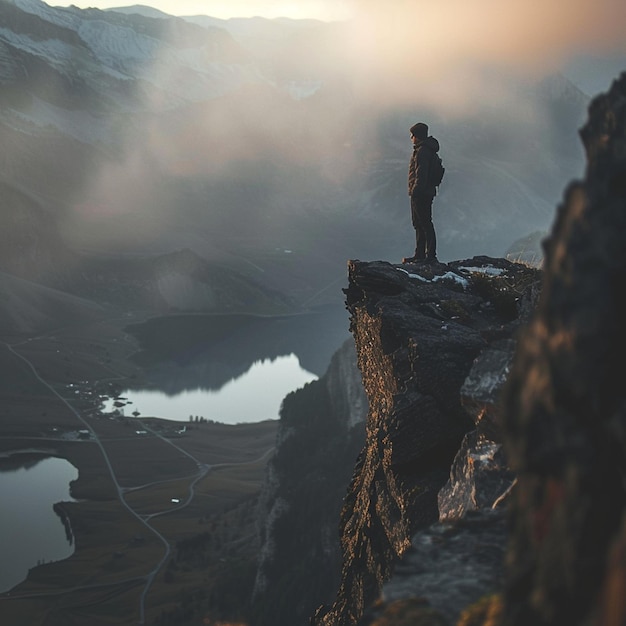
[{"xmin": 403, "ymin": 122, "xmax": 441, "ymax": 263}]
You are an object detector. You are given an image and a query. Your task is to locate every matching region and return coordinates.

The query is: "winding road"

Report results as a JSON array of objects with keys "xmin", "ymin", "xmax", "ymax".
[{"xmin": 0, "ymin": 334, "xmax": 273, "ymax": 624}]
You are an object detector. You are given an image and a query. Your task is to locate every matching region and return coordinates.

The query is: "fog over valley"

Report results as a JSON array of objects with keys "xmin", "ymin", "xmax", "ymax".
[{"xmin": 4, "ymin": 0, "xmax": 625, "ymax": 291}]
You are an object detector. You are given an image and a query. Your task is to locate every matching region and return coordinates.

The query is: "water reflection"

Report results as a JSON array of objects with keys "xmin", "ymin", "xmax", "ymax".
[
  {"xmin": 125, "ymin": 306, "xmax": 349, "ymax": 395},
  {"xmin": 107, "ymin": 353, "xmax": 317, "ymax": 423},
  {"xmin": 0, "ymin": 456, "xmax": 77, "ymax": 593}
]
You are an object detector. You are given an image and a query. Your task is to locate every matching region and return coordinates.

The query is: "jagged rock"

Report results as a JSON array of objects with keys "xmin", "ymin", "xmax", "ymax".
[
  {"xmin": 313, "ymin": 257, "xmax": 540, "ymax": 626},
  {"xmin": 358, "ymin": 508, "xmax": 508, "ymax": 626},
  {"xmin": 460, "ymin": 340, "xmax": 518, "ymax": 443},
  {"xmin": 436, "ymin": 338, "xmax": 524, "ymax": 522},
  {"xmin": 437, "ymin": 432, "xmax": 515, "ymax": 523},
  {"xmin": 500, "ymin": 72, "xmax": 626, "ymax": 626}
]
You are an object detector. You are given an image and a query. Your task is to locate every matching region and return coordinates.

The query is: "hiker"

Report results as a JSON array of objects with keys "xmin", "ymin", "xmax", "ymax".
[{"xmin": 403, "ymin": 122, "xmax": 442, "ymax": 263}]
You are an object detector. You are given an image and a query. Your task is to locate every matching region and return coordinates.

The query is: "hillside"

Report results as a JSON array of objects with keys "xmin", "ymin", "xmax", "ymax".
[{"xmin": 0, "ymin": 271, "xmax": 104, "ymax": 334}]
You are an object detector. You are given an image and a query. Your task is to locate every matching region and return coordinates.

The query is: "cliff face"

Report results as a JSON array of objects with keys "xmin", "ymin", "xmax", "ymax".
[
  {"xmin": 501, "ymin": 71, "xmax": 626, "ymax": 626},
  {"xmin": 252, "ymin": 338, "xmax": 368, "ymax": 626},
  {"xmin": 313, "ymin": 257, "xmax": 541, "ymax": 625}
]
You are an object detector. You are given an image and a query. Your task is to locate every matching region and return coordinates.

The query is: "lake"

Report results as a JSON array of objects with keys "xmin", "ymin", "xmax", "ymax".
[
  {"xmin": 0, "ymin": 455, "xmax": 77, "ymax": 593},
  {"xmin": 104, "ymin": 307, "xmax": 351, "ymax": 424},
  {"xmin": 104, "ymin": 353, "xmax": 318, "ymax": 423}
]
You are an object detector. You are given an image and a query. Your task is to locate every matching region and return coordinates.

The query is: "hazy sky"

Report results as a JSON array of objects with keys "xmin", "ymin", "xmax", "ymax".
[
  {"xmin": 50, "ymin": 0, "xmax": 353, "ymax": 20},
  {"xmin": 51, "ymin": 0, "xmax": 625, "ymax": 255},
  {"xmin": 50, "ymin": 0, "xmax": 626, "ymax": 82}
]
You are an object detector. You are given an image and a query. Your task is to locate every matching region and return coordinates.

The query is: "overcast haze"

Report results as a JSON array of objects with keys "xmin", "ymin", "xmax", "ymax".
[
  {"xmin": 50, "ymin": 0, "xmax": 626, "ymax": 99},
  {"xmin": 38, "ymin": 0, "xmax": 626, "ymax": 259}
]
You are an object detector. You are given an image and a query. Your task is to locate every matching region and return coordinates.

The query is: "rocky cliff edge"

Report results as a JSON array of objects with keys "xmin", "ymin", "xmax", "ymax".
[
  {"xmin": 314, "ymin": 71, "xmax": 626, "ymax": 626},
  {"xmin": 313, "ymin": 255, "xmax": 541, "ymax": 625}
]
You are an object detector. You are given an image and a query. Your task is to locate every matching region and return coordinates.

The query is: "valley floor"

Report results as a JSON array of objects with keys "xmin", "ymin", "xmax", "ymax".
[{"xmin": 0, "ymin": 314, "xmax": 277, "ymax": 625}]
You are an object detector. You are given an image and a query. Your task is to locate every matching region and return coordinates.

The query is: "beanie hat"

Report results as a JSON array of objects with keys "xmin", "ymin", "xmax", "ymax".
[{"xmin": 410, "ymin": 122, "xmax": 428, "ymax": 139}]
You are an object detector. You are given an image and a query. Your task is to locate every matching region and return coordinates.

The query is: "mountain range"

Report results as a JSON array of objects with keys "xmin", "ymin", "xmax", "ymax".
[{"xmin": 0, "ymin": 0, "xmax": 602, "ymax": 320}]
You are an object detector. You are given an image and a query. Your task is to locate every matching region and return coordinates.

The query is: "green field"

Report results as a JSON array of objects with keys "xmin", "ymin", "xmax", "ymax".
[{"xmin": 0, "ymin": 315, "xmax": 278, "ymax": 625}]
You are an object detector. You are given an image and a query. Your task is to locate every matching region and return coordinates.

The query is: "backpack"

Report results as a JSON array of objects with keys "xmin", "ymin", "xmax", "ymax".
[{"xmin": 430, "ymin": 153, "xmax": 445, "ymax": 187}]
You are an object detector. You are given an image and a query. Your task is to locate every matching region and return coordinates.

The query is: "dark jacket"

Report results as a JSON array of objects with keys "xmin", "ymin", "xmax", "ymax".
[{"xmin": 408, "ymin": 136, "xmax": 440, "ymax": 197}]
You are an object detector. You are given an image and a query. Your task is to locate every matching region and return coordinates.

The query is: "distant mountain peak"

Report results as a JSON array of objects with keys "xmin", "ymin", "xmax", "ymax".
[{"xmin": 103, "ymin": 4, "xmax": 173, "ymax": 19}]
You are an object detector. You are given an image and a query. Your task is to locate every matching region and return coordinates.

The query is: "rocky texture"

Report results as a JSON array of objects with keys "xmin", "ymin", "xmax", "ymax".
[
  {"xmin": 313, "ymin": 256, "xmax": 541, "ymax": 626},
  {"xmin": 359, "ymin": 508, "xmax": 508, "ymax": 626},
  {"xmin": 500, "ymin": 71, "xmax": 626, "ymax": 626},
  {"xmin": 252, "ymin": 338, "xmax": 369, "ymax": 626}
]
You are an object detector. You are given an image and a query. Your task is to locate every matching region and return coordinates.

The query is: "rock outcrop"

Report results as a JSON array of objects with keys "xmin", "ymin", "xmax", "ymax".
[
  {"xmin": 501, "ymin": 71, "xmax": 626, "ymax": 626},
  {"xmin": 313, "ymin": 257, "xmax": 541, "ymax": 625}
]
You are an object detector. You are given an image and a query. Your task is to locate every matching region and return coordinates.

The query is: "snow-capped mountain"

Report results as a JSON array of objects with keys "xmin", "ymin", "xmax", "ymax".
[{"xmin": 0, "ymin": 0, "xmax": 263, "ymax": 119}]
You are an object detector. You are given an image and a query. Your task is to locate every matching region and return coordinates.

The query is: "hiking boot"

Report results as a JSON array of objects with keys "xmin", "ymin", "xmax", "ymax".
[{"xmin": 402, "ymin": 255, "xmax": 424, "ymax": 264}]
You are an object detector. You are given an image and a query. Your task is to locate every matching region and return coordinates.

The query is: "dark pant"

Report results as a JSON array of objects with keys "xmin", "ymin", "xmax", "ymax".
[{"xmin": 410, "ymin": 193, "xmax": 436, "ymax": 259}]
